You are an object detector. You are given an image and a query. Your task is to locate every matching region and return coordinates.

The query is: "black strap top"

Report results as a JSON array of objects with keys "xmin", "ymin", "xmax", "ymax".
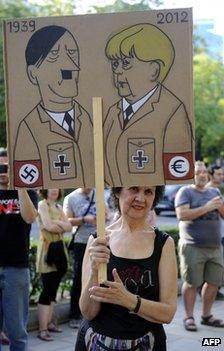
[{"xmin": 90, "ymin": 228, "xmax": 169, "ymax": 340}]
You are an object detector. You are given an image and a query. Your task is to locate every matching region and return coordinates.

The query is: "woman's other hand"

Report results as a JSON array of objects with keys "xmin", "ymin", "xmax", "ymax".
[{"xmin": 89, "ymin": 268, "xmax": 136, "ymax": 310}]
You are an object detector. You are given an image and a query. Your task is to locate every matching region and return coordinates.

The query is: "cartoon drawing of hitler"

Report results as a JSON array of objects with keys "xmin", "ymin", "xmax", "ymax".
[
  {"xmin": 13, "ymin": 25, "xmax": 93, "ymax": 188},
  {"xmin": 104, "ymin": 23, "xmax": 194, "ymax": 186}
]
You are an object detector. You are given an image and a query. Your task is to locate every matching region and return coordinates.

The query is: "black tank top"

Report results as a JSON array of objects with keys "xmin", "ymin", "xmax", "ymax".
[{"xmin": 90, "ymin": 229, "xmax": 169, "ymax": 341}]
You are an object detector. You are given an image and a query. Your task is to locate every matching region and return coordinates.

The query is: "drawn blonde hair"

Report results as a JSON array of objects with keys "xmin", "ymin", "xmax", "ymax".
[{"xmin": 105, "ymin": 23, "xmax": 175, "ymax": 83}]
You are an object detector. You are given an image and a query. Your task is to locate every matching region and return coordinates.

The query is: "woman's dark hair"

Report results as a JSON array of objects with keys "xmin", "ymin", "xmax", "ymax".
[
  {"xmin": 111, "ymin": 186, "xmax": 165, "ymax": 213},
  {"xmin": 39, "ymin": 189, "xmax": 63, "ymax": 201}
]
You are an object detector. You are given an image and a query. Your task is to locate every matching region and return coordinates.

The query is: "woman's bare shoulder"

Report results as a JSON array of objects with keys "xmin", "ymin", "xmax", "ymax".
[{"xmin": 106, "ymin": 216, "xmax": 121, "ymax": 233}]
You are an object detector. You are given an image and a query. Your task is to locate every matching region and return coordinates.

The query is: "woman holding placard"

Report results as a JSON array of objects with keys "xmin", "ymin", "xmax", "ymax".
[{"xmin": 78, "ymin": 186, "xmax": 177, "ymax": 351}]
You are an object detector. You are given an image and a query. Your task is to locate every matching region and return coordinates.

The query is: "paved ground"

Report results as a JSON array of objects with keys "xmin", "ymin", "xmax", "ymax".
[
  {"xmin": 2, "ymin": 293, "xmax": 224, "ymax": 351},
  {"xmin": 165, "ymin": 293, "xmax": 224, "ymax": 351}
]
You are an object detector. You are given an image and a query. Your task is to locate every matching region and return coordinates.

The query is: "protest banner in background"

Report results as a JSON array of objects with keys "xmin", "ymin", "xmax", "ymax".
[{"xmin": 3, "ymin": 8, "xmax": 194, "ymax": 189}]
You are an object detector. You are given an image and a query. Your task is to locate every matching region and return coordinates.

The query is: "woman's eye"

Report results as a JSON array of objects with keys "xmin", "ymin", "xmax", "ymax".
[{"xmin": 129, "ymin": 187, "xmax": 138, "ymax": 192}]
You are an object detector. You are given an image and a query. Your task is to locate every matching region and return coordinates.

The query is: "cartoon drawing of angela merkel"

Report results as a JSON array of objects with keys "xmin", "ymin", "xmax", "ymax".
[
  {"xmin": 104, "ymin": 23, "xmax": 194, "ymax": 186},
  {"xmin": 13, "ymin": 25, "xmax": 93, "ymax": 188}
]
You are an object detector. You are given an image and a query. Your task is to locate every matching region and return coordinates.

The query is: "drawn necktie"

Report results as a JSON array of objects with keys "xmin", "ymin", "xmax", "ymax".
[
  {"xmin": 123, "ymin": 104, "xmax": 133, "ymax": 128},
  {"xmin": 64, "ymin": 111, "xmax": 74, "ymax": 137}
]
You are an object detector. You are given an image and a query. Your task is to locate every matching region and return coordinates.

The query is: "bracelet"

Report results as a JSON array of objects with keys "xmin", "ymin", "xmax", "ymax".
[
  {"xmin": 130, "ymin": 295, "xmax": 141, "ymax": 314},
  {"xmin": 82, "ymin": 216, "xmax": 85, "ymax": 223}
]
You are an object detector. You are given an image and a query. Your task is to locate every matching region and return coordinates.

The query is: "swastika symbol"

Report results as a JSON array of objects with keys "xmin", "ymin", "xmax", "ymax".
[{"xmin": 19, "ymin": 164, "xmax": 39, "ymax": 184}]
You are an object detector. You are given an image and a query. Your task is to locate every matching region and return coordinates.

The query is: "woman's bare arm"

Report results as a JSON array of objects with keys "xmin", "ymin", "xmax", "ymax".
[
  {"xmin": 79, "ymin": 235, "xmax": 110, "ymax": 320},
  {"xmin": 38, "ymin": 201, "xmax": 63, "ymax": 233},
  {"xmin": 53, "ymin": 205, "xmax": 72, "ymax": 232},
  {"xmin": 18, "ymin": 189, "xmax": 37, "ymax": 224}
]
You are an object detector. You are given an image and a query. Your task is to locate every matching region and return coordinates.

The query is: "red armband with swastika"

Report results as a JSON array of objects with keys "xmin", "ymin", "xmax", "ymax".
[{"xmin": 14, "ymin": 160, "xmax": 43, "ymax": 187}]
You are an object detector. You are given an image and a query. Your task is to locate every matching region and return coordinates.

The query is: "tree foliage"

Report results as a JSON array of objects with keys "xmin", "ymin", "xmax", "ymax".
[
  {"xmin": 194, "ymin": 53, "xmax": 224, "ymax": 161},
  {"xmin": 93, "ymin": 0, "xmax": 162, "ymax": 13},
  {"xmin": 193, "ymin": 25, "xmax": 208, "ymax": 56},
  {"xmin": 29, "ymin": 0, "xmax": 76, "ymax": 17}
]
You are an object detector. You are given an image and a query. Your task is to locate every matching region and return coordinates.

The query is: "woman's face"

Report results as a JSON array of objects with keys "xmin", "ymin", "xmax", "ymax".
[
  {"xmin": 47, "ymin": 189, "xmax": 60, "ymax": 201},
  {"xmin": 118, "ymin": 186, "xmax": 156, "ymax": 220}
]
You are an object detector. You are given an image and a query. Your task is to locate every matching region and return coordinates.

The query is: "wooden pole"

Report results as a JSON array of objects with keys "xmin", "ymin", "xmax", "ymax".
[{"xmin": 92, "ymin": 97, "xmax": 107, "ymax": 283}]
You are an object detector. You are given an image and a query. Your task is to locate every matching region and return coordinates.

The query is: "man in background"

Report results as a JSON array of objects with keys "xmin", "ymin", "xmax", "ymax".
[
  {"xmin": 63, "ymin": 188, "xmax": 97, "ymax": 328},
  {"xmin": 207, "ymin": 165, "xmax": 224, "ymax": 189},
  {"xmin": 206, "ymin": 164, "xmax": 224, "ymax": 300},
  {"xmin": 0, "ymin": 148, "xmax": 38, "ymax": 351},
  {"xmin": 175, "ymin": 161, "xmax": 224, "ymax": 331}
]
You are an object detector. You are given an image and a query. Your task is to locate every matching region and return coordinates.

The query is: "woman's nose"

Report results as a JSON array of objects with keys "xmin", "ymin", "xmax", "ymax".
[{"xmin": 135, "ymin": 191, "xmax": 145, "ymax": 202}]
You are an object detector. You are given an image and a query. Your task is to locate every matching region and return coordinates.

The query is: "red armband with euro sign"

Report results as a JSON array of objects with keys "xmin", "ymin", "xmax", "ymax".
[{"xmin": 163, "ymin": 152, "xmax": 194, "ymax": 181}]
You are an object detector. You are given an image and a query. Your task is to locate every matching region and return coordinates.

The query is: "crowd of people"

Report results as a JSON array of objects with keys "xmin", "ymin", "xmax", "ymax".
[{"xmin": 0, "ymin": 146, "xmax": 224, "ymax": 351}]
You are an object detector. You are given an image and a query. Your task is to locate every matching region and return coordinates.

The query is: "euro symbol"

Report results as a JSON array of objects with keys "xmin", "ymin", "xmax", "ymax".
[{"xmin": 171, "ymin": 159, "xmax": 186, "ymax": 174}]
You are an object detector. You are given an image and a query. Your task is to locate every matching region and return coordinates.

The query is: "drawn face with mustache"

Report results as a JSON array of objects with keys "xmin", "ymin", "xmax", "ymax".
[{"xmin": 28, "ymin": 31, "xmax": 80, "ymax": 108}]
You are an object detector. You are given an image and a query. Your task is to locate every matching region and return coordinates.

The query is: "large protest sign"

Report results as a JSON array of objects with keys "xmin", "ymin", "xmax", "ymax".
[{"xmin": 3, "ymin": 8, "xmax": 194, "ymax": 189}]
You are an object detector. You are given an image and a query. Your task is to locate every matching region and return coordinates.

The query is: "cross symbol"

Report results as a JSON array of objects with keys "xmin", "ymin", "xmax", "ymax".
[
  {"xmin": 53, "ymin": 154, "xmax": 71, "ymax": 175},
  {"xmin": 131, "ymin": 150, "xmax": 149, "ymax": 169}
]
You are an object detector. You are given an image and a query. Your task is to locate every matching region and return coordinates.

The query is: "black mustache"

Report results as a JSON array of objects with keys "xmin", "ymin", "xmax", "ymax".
[{"xmin": 61, "ymin": 70, "xmax": 73, "ymax": 80}]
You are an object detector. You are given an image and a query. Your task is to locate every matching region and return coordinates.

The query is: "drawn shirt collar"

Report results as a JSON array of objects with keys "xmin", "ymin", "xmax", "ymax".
[
  {"xmin": 45, "ymin": 108, "xmax": 74, "ymax": 129},
  {"xmin": 122, "ymin": 85, "xmax": 158, "ymax": 118}
]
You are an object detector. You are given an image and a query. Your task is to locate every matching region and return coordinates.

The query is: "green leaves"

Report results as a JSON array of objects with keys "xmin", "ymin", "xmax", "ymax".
[{"xmin": 194, "ymin": 53, "xmax": 224, "ymax": 161}]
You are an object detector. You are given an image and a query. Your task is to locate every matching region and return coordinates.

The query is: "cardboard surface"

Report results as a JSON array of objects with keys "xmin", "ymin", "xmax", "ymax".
[{"xmin": 4, "ymin": 8, "xmax": 194, "ymax": 189}]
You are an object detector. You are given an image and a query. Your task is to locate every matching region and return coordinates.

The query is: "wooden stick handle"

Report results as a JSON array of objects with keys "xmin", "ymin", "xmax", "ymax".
[{"xmin": 92, "ymin": 97, "xmax": 107, "ymax": 283}]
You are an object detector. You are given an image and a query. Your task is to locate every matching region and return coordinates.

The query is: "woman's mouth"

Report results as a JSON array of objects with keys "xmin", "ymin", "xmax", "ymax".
[{"xmin": 132, "ymin": 204, "xmax": 145, "ymax": 210}]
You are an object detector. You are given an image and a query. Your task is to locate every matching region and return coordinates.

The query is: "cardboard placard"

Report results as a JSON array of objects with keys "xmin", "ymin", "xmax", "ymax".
[{"xmin": 3, "ymin": 8, "xmax": 194, "ymax": 189}]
